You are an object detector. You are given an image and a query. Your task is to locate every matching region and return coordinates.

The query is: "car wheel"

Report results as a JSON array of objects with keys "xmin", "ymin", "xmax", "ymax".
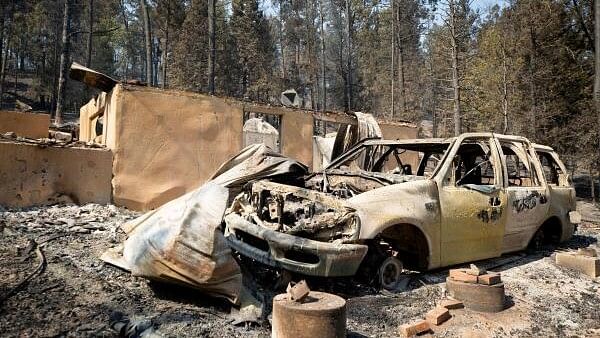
[
  {"xmin": 378, "ymin": 256, "xmax": 404, "ymax": 290},
  {"xmin": 530, "ymin": 228, "xmax": 545, "ymax": 251}
]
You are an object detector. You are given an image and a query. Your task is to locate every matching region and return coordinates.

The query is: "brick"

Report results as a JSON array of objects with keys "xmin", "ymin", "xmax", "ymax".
[
  {"xmin": 439, "ymin": 298, "xmax": 464, "ymax": 310},
  {"xmin": 286, "ymin": 280, "xmax": 310, "ymax": 302},
  {"xmin": 556, "ymin": 252, "xmax": 600, "ymax": 278},
  {"xmin": 477, "ymin": 273, "xmax": 502, "ymax": 285},
  {"xmin": 449, "ymin": 269, "xmax": 478, "ymax": 283},
  {"xmin": 425, "ymin": 305, "xmax": 451, "ymax": 326},
  {"xmin": 399, "ymin": 320, "xmax": 431, "ymax": 337}
]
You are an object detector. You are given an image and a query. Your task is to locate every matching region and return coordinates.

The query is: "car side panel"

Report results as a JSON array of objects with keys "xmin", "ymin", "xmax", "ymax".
[{"xmin": 346, "ymin": 179, "xmax": 442, "ymax": 269}]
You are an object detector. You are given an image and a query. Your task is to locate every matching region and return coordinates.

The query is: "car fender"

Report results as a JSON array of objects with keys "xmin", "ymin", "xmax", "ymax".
[{"xmin": 345, "ymin": 179, "xmax": 442, "ymax": 269}]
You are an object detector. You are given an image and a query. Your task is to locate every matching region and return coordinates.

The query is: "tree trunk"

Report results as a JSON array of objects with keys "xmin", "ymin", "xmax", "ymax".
[
  {"xmin": 449, "ymin": 1, "xmax": 461, "ymax": 136},
  {"xmin": 55, "ymin": 0, "xmax": 72, "ymax": 125},
  {"xmin": 14, "ymin": 45, "xmax": 18, "ymax": 98},
  {"xmin": 207, "ymin": 0, "xmax": 215, "ymax": 94},
  {"xmin": 573, "ymin": 0, "xmax": 594, "ymax": 51},
  {"xmin": 279, "ymin": 3, "xmax": 285, "ymax": 82},
  {"xmin": 86, "ymin": 0, "xmax": 93, "ymax": 67},
  {"xmin": 391, "ymin": 0, "xmax": 395, "ymax": 117},
  {"xmin": 319, "ymin": 0, "xmax": 326, "ymax": 111},
  {"xmin": 161, "ymin": 5, "xmax": 170, "ymax": 89},
  {"xmin": 594, "ymin": 0, "xmax": 600, "ymax": 202},
  {"xmin": 0, "ymin": 33, "xmax": 9, "ymax": 110},
  {"xmin": 528, "ymin": 23, "xmax": 538, "ymax": 139},
  {"xmin": 0, "ymin": 14, "xmax": 4, "ymax": 108},
  {"xmin": 0, "ymin": 3, "xmax": 14, "ymax": 109},
  {"xmin": 140, "ymin": 0, "xmax": 152, "ymax": 86},
  {"xmin": 51, "ymin": 18, "xmax": 60, "ymax": 113},
  {"xmin": 397, "ymin": 38, "xmax": 406, "ymax": 116},
  {"xmin": 120, "ymin": 0, "xmax": 131, "ymax": 80},
  {"xmin": 502, "ymin": 46, "xmax": 509, "ymax": 134},
  {"xmin": 345, "ymin": 0, "xmax": 352, "ymax": 112},
  {"xmin": 396, "ymin": 3, "xmax": 406, "ymax": 117}
]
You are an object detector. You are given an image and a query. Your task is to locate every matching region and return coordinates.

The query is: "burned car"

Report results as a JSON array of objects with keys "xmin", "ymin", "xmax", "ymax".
[{"xmin": 224, "ymin": 133, "xmax": 580, "ymax": 289}]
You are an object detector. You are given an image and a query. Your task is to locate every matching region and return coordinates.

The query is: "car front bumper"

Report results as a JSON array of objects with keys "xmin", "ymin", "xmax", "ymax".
[{"xmin": 224, "ymin": 214, "xmax": 368, "ymax": 277}]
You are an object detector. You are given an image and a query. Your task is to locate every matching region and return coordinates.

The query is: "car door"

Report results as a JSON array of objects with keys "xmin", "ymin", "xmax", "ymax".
[
  {"xmin": 498, "ymin": 140, "xmax": 550, "ymax": 253},
  {"xmin": 438, "ymin": 136, "xmax": 507, "ymax": 266}
]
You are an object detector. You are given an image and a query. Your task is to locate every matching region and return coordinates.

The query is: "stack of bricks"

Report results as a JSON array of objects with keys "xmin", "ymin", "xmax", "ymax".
[
  {"xmin": 449, "ymin": 264, "xmax": 502, "ymax": 285},
  {"xmin": 445, "ymin": 264, "xmax": 506, "ymax": 313}
]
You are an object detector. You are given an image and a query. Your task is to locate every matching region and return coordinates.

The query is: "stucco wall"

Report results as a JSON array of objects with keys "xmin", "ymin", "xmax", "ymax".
[
  {"xmin": 380, "ymin": 122, "xmax": 420, "ymax": 167},
  {"xmin": 110, "ymin": 85, "xmax": 243, "ymax": 210},
  {"xmin": 99, "ymin": 85, "xmax": 417, "ymax": 211},
  {"xmin": 0, "ymin": 111, "xmax": 50, "ymax": 139},
  {"xmin": 0, "ymin": 141, "xmax": 112, "ymax": 207},
  {"xmin": 281, "ymin": 110, "xmax": 314, "ymax": 168}
]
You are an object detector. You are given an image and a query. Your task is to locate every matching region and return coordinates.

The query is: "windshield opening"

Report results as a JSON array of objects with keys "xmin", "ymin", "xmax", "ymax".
[{"xmin": 329, "ymin": 142, "xmax": 450, "ymax": 178}]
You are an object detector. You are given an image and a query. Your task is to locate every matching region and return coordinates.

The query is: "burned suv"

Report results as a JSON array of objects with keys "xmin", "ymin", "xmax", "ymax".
[{"xmin": 224, "ymin": 133, "xmax": 580, "ymax": 288}]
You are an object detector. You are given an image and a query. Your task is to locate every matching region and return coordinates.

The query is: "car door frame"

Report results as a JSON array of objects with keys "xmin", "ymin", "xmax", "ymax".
[
  {"xmin": 434, "ymin": 133, "xmax": 508, "ymax": 266},
  {"xmin": 494, "ymin": 136, "xmax": 550, "ymax": 253}
]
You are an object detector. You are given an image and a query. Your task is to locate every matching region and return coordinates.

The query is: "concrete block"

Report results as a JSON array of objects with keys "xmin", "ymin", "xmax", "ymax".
[
  {"xmin": 578, "ymin": 248, "xmax": 598, "ymax": 257},
  {"xmin": 556, "ymin": 252, "xmax": 600, "ymax": 278},
  {"xmin": 439, "ymin": 298, "xmax": 464, "ymax": 310},
  {"xmin": 478, "ymin": 273, "xmax": 502, "ymax": 285},
  {"xmin": 425, "ymin": 306, "xmax": 451, "ymax": 326},
  {"xmin": 449, "ymin": 269, "xmax": 478, "ymax": 283},
  {"xmin": 399, "ymin": 320, "xmax": 430, "ymax": 337}
]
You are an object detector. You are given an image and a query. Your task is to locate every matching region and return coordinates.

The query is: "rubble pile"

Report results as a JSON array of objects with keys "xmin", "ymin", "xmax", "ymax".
[
  {"xmin": 1, "ymin": 202, "xmax": 600, "ymax": 337},
  {"xmin": 0, "ymin": 203, "xmax": 138, "ymax": 236}
]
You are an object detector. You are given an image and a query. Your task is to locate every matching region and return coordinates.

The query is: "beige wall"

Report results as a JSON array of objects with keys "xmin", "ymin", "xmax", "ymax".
[
  {"xmin": 0, "ymin": 141, "xmax": 112, "ymax": 207},
  {"xmin": 281, "ymin": 110, "xmax": 314, "ymax": 168},
  {"xmin": 380, "ymin": 122, "xmax": 420, "ymax": 167},
  {"xmin": 379, "ymin": 122, "xmax": 418, "ymax": 140},
  {"xmin": 110, "ymin": 85, "xmax": 243, "ymax": 210},
  {"xmin": 0, "ymin": 111, "xmax": 50, "ymax": 139},
  {"xmin": 87, "ymin": 85, "xmax": 417, "ymax": 211}
]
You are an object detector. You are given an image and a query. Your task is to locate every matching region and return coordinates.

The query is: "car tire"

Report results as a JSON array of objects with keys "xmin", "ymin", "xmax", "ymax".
[
  {"xmin": 378, "ymin": 256, "xmax": 404, "ymax": 290},
  {"xmin": 528, "ymin": 228, "xmax": 545, "ymax": 251}
]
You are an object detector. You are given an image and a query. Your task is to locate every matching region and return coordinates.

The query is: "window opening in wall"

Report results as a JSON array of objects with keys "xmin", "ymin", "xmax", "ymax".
[{"xmin": 243, "ymin": 111, "xmax": 281, "ymax": 152}]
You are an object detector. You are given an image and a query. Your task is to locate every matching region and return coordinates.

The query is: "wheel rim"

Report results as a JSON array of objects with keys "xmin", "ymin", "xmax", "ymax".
[{"xmin": 379, "ymin": 257, "xmax": 403, "ymax": 290}]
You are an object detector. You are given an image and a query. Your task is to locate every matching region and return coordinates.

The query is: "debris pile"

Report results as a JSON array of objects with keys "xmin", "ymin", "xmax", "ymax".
[{"xmin": 101, "ymin": 144, "xmax": 308, "ymax": 303}]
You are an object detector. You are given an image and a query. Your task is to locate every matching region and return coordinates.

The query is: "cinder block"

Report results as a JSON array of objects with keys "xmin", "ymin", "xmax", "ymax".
[
  {"xmin": 425, "ymin": 306, "xmax": 451, "ymax": 326},
  {"xmin": 439, "ymin": 298, "xmax": 464, "ymax": 310},
  {"xmin": 556, "ymin": 252, "xmax": 600, "ymax": 278},
  {"xmin": 399, "ymin": 319, "xmax": 430, "ymax": 337},
  {"xmin": 478, "ymin": 273, "xmax": 501, "ymax": 285},
  {"xmin": 449, "ymin": 269, "xmax": 478, "ymax": 283}
]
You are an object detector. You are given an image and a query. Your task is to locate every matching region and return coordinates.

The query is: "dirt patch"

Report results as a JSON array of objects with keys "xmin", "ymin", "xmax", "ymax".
[{"xmin": 1, "ymin": 201, "xmax": 599, "ymax": 337}]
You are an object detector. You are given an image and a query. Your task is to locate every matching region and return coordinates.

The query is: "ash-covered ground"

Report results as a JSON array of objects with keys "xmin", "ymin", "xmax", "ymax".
[{"xmin": 1, "ymin": 201, "xmax": 599, "ymax": 337}]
